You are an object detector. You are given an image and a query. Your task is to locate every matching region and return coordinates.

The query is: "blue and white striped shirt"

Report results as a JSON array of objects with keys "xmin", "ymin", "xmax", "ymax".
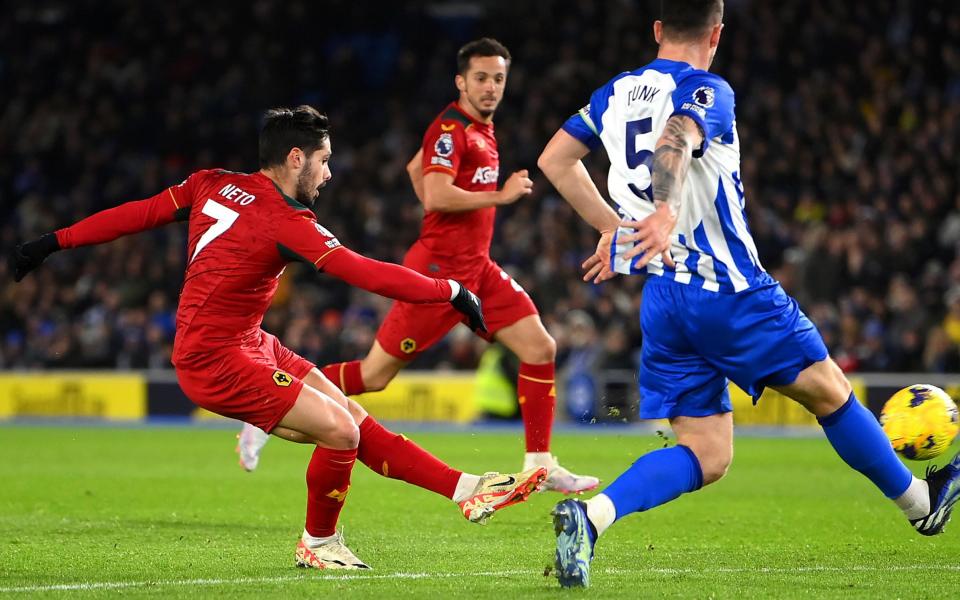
[{"xmin": 563, "ymin": 58, "xmax": 765, "ymax": 293}]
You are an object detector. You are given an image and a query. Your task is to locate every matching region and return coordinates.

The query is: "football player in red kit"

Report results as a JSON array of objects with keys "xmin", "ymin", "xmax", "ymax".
[
  {"xmin": 238, "ymin": 39, "xmax": 599, "ymax": 493},
  {"xmin": 10, "ymin": 106, "xmax": 546, "ymax": 569}
]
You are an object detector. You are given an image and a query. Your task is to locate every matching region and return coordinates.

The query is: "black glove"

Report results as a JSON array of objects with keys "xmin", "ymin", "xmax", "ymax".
[
  {"xmin": 10, "ymin": 233, "xmax": 60, "ymax": 282},
  {"xmin": 450, "ymin": 280, "xmax": 487, "ymax": 333}
]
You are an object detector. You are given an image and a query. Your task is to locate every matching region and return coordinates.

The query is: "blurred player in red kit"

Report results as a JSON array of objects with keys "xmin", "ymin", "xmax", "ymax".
[
  {"xmin": 10, "ymin": 106, "xmax": 546, "ymax": 569},
  {"xmin": 237, "ymin": 39, "xmax": 599, "ymax": 493}
]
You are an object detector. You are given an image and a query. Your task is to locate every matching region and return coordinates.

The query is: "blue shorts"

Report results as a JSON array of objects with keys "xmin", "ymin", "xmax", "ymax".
[{"xmin": 638, "ymin": 273, "xmax": 828, "ymax": 419}]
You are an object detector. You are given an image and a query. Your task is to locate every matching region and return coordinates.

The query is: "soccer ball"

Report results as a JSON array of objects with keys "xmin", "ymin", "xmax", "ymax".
[{"xmin": 880, "ymin": 384, "xmax": 959, "ymax": 460}]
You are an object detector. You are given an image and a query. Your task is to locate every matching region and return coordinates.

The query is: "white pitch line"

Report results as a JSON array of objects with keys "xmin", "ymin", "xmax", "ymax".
[
  {"xmin": 2, "ymin": 564, "xmax": 959, "ymax": 594},
  {"xmin": 0, "ymin": 570, "xmax": 529, "ymax": 594},
  {"xmin": 643, "ymin": 564, "xmax": 960, "ymax": 575}
]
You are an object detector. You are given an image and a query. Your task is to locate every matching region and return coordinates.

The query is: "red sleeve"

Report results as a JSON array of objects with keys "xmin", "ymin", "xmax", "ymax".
[
  {"xmin": 275, "ymin": 216, "xmax": 347, "ymax": 270},
  {"xmin": 276, "ymin": 216, "xmax": 452, "ymax": 303},
  {"xmin": 322, "ymin": 249, "xmax": 452, "ymax": 303},
  {"xmin": 422, "ymin": 119, "xmax": 466, "ymax": 178},
  {"xmin": 55, "ymin": 174, "xmax": 197, "ymax": 249}
]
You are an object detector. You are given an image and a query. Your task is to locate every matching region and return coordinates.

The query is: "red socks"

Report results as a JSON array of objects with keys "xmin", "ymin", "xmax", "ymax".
[
  {"xmin": 321, "ymin": 361, "xmax": 366, "ymax": 396},
  {"xmin": 357, "ymin": 416, "xmax": 462, "ymax": 499},
  {"xmin": 304, "ymin": 446, "xmax": 357, "ymax": 537},
  {"xmin": 518, "ymin": 362, "xmax": 556, "ymax": 453}
]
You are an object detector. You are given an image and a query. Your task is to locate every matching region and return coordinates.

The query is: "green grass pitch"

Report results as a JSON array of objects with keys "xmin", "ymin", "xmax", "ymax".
[{"xmin": 1, "ymin": 425, "xmax": 958, "ymax": 598}]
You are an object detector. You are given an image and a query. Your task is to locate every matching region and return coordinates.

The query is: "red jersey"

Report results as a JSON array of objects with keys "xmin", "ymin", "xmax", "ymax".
[
  {"xmin": 55, "ymin": 169, "xmax": 454, "ymax": 366},
  {"xmin": 171, "ymin": 170, "xmax": 346, "ymax": 362},
  {"xmin": 419, "ymin": 101, "xmax": 499, "ymax": 259}
]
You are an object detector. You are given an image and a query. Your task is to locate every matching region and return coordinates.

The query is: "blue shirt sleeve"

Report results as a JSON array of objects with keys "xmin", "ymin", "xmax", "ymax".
[
  {"xmin": 561, "ymin": 72, "xmax": 631, "ymax": 152},
  {"xmin": 561, "ymin": 106, "xmax": 602, "ymax": 151},
  {"xmin": 671, "ymin": 73, "xmax": 735, "ymax": 157}
]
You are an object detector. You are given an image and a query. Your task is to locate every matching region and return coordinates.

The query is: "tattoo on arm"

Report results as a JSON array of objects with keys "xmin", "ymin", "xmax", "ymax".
[{"xmin": 652, "ymin": 116, "xmax": 698, "ymax": 215}]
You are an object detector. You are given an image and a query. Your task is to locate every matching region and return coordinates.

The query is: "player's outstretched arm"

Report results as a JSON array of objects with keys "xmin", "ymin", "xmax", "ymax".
[
  {"xmin": 539, "ymin": 128, "xmax": 622, "ymax": 283},
  {"xmin": 421, "ymin": 170, "xmax": 532, "ymax": 213},
  {"xmin": 620, "ymin": 115, "xmax": 703, "ymax": 269},
  {"xmin": 320, "ymin": 248, "xmax": 486, "ymax": 332},
  {"xmin": 279, "ymin": 216, "xmax": 486, "ymax": 330},
  {"xmin": 9, "ymin": 188, "xmax": 189, "ymax": 282}
]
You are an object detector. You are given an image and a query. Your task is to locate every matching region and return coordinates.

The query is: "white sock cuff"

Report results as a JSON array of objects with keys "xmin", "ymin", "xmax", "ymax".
[
  {"xmin": 585, "ymin": 493, "xmax": 616, "ymax": 537},
  {"xmin": 302, "ymin": 529, "xmax": 337, "ymax": 547},
  {"xmin": 523, "ymin": 452, "xmax": 553, "ymax": 469},
  {"xmin": 894, "ymin": 476, "xmax": 930, "ymax": 521},
  {"xmin": 452, "ymin": 473, "xmax": 482, "ymax": 503}
]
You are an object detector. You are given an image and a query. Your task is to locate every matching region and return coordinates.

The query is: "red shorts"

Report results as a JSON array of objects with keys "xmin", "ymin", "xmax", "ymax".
[
  {"xmin": 175, "ymin": 331, "xmax": 316, "ymax": 432},
  {"xmin": 376, "ymin": 243, "xmax": 539, "ymax": 359}
]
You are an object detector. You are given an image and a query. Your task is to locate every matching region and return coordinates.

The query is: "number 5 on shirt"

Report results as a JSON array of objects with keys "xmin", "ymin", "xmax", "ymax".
[{"xmin": 625, "ymin": 117, "xmax": 654, "ymax": 202}]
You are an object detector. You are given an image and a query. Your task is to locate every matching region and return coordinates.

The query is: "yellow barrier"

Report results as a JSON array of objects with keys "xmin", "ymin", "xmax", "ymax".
[
  {"xmin": 192, "ymin": 373, "xmax": 866, "ymax": 426},
  {"xmin": 0, "ymin": 373, "xmax": 146, "ymax": 420},
  {"xmin": 355, "ymin": 373, "xmax": 479, "ymax": 423},
  {"xmin": 0, "ymin": 371, "xmax": 871, "ymax": 425},
  {"xmin": 186, "ymin": 373, "xmax": 480, "ymax": 423},
  {"xmin": 729, "ymin": 377, "xmax": 867, "ymax": 426}
]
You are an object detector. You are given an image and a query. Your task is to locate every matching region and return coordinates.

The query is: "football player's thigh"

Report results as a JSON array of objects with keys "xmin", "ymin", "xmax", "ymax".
[
  {"xmin": 707, "ymin": 286, "xmax": 839, "ymax": 415},
  {"xmin": 275, "ymin": 381, "xmax": 357, "ymax": 449},
  {"xmin": 375, "ymin": 299, "xmax": 463, "ymax": 360},
  {"xmin": 178, "ymin": 354, "xmax": 305, "ymax": 434},
  {"xmin": 267, "ymin": 332, "xmax": 373, "ymax": 421},
  {"xmin": 640, "ymin": 333, "xmax": 730, "ymax": 419},
  {"xmin": 301, "ymin": 367, "xmax": 367, "ymax": 422},
  {"xmin": 773, "ymin": 357, "xmax": 851, "ymax": 417},
  {"xmin": 639, "ymin": 280, "xmax": 731, "ymax": 419},
  {"xmin": 476, "ymin": 263, "xmax": 538, "ymax": 340}
]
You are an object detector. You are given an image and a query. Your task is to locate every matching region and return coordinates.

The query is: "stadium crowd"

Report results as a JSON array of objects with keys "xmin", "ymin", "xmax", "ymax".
[{"xmin": 2, "ymin": 0, "xmax": 959, "ymax": 375}]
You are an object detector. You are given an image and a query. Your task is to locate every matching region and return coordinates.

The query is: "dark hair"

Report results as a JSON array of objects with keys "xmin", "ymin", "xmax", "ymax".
[
  {"xmin": 258, "ymin": 105, "xmax": 330, "ymax": 169},
  {"xmin": 456, "ymin": 37, "xmax": 511, "ymax": 75},
  {"xmin": 660, "ymin": 0, "xmax": 724, "ymax": 40}
]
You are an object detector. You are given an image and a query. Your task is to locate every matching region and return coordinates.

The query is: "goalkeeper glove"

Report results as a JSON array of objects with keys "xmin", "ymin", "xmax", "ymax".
[
  {"xmin": 10, "ymin": 233, "xmax": 60, "ymax": 282},
  {"xmin": 448, "ymin": 280, "xmax": 487, "ymax": 333}
]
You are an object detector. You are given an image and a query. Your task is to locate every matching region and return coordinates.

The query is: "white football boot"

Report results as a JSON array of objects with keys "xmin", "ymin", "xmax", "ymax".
[
  {"xmin": 295, "ymin": 531, "xmax": 371, "ymax": 570},
  {"xmin": 525, "ymin": 453, "xmax": 600, "ymax": 495},
  {"xmin": 236, "ymin": 423, "xmax": 269, "ymax": 472}
]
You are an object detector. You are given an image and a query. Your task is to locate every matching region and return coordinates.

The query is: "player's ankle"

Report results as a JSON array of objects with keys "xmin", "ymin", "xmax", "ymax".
[
  {"xmin": 451, "ymin": 473, "xmax": 482, "ymax": 503},
  {"xmin": 302, "ymin": 529, "xmax": 337, "ymax": 547},
  {"xmin": 584, "ymin": 494, "xmax": 615, "ymax": 538},
  {"xmin": 524, "ymin": 451, "xmax": 554, "ymax": 469},
  {"xmin": 894, "ymin": 476, "xmax": 931, "ymax": 520}
]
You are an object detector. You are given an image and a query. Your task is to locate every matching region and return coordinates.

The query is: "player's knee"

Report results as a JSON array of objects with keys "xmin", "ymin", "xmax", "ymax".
[
  {"xmin": 816, "ymin": 382, "xmax": 852, "ymax": 416},
  {"xmin": 520, "ymin": 334, "xmax": 556, "ymax": 364},
  {"xmin": 327, "ymin": 416, "xmax": 360, "ymax": 449},
  {"xmin": 794, "ymin": 359, "xmax": 853, "ymax": 417},
  {"xmin": 542, "ymin": 334, "xmax": 558, "ymax": 361},
  {"xmin": 700, "ymin": 451, "xmax": 732, "ymax": 485},
  {"xmin": 828, "ymin": 363, "xmax": 853, "ymax": 407},
  {"xmin": 682, "ymin": 441, "xmax": 732, "ymax": 486}
]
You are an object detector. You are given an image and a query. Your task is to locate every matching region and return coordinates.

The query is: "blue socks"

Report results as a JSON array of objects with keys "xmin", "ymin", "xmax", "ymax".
[
  {"xmin": 602, "ymin": 445, "xmax": 704, "ymax": 520},
  {"xmin": 600, "ymin": 393, "xmax": 910, "ymax": 528},
  {"xmin": 818, "ymin": 393, "xmax": 912, "ymax": 498}
]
